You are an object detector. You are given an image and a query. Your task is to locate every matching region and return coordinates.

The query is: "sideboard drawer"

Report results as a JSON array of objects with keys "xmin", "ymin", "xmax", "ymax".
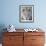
[
  {"xmin": 32, "ymin": 36, "xmax": 45, "ymax": 44},
  {"xmin": 24, "ymin": 32, "xmax": 44, "ymax": 36},
  {"xmin": 3, "ymin": 32, "xmax": 23, "ymax": 36}
]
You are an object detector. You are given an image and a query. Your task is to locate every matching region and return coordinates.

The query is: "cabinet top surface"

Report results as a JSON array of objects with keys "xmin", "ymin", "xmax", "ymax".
[{"xmin": 3, "ymin": 29, "xmax": 45, "ymax": 33}]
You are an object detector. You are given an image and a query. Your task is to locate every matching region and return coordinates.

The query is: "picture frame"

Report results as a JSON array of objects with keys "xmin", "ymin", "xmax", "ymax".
[{"xmin": 19, "ymin": 5, "xmax": 34, "ymax": 23}]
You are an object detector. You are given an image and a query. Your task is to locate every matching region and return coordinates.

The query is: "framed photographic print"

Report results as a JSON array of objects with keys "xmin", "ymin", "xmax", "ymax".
[{"xmin": 19, "ymin": 5, "xmax": 34, "ymax": 23}]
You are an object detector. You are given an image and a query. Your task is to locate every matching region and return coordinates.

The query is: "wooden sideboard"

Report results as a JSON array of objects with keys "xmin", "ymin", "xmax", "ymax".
[{"xmin": 2, "ymin": 31, "xmax": 45, "ymax": 46}]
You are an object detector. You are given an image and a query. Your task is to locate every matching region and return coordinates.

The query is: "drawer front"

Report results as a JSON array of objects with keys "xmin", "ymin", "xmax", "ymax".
[
  {"xmin": 3, "ymin": 36, "xmax": 9, "ymax": 44},
  {"xmin": 24, "ymin": 36, "xmax": 32, "ymax": 46},
  {"xmin": 32, "ymin": 44, "xmax": 44, "ymax": 46},
  {"xmin": 3, "ymin": 43, "xmax": 23, "ymax": 46},
  {"xmin": 24, "ymin": 32, "xmax": 44, "ymax": 36},
  {"xmin": 3, "ymin": 36, "xmax": 23, "ymax": 44},
  {"xmin": 24, "ymin": 32, "xmax": 45, "ymax": 46},
  {"xmin": 3, "ymin": 32, "xmax": 24, "ymax": 46},
  {"xmin": 3, "ymin": 44, "xmax": 15, "ymax": 46},
  {"xmin": 32, "ymin": 36, "xmax": 45, "ymax": 44},
  {"xmin": 3, "ymin": 32, "xmax": 23, "ymax": 36}
]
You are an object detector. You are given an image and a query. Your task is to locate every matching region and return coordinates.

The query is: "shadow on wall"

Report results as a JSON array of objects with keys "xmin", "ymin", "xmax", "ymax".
[{"xmin": 0, "ymin": 24, "xmax": 7, "ymax": 43}]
